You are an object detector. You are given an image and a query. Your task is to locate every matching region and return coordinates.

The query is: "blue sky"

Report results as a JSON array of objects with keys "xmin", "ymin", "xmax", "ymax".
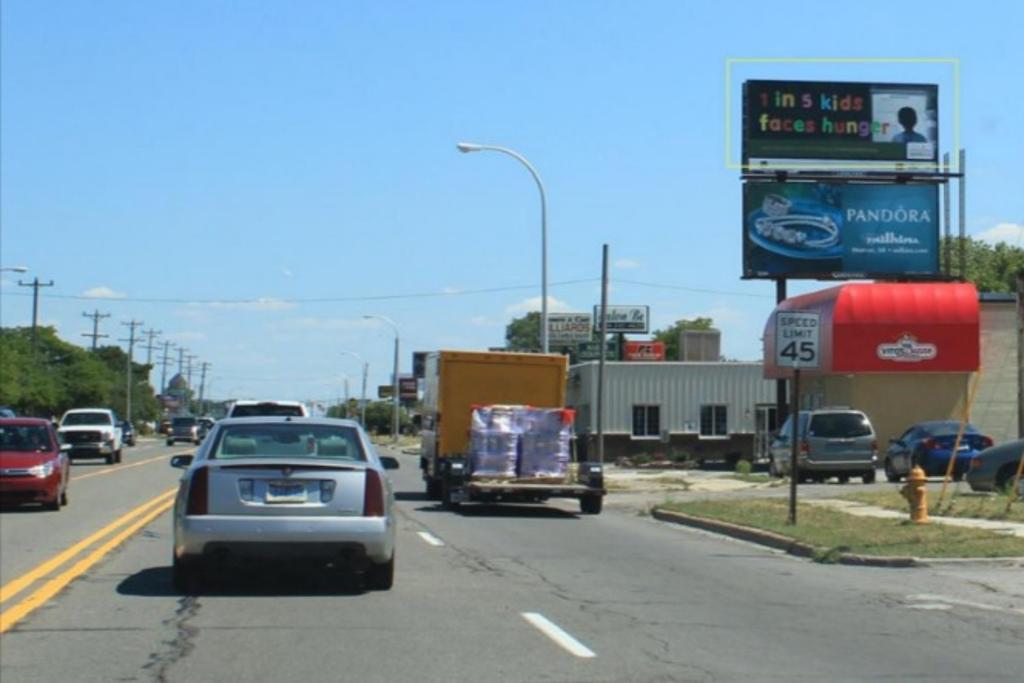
[{"xmin": 2, "ymin": 1, "xmax": 1022, "ymax": 404}]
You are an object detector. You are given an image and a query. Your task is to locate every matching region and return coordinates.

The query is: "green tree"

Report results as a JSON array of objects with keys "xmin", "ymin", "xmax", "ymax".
[
  {"xmin": 651, "ymin": 317, "xmax": 715, "ymax": 360},
  {"xmin": 362, "ymin": 400, "xmax": 412, "ymax": 435},
  {"xmin": 943, "ymin": 237, "xmax": 1024, "ymax": 293},
  {"xmin": 505, "ymin": 311, "xmax": 541, "ymax": 352}
]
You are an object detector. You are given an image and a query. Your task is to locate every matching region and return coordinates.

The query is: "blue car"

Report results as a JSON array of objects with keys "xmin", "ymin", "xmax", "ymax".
[{"xmin": 884, "ymin": 420, "xmax": 993, "ymax": 482}]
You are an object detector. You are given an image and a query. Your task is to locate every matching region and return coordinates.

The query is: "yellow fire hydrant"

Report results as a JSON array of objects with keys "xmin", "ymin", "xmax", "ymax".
[{"xmin": 900, "ymin": 466, "xmax": 930, "ymax": 524}]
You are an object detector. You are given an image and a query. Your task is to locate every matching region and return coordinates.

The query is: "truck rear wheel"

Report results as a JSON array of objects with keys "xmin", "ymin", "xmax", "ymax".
[{"xmin": 580, "ymin": 495, "xmax": 603, "ymax": 515}]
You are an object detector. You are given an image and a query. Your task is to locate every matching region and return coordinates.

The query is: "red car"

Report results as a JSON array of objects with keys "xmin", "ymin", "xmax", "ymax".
[{"xmin": 0, "ymin": 418, "xmax": 70, "ymax": 510}]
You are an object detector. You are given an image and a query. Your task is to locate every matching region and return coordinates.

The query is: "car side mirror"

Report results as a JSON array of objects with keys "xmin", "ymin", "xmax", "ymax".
[
  {"xmin": 379, "ymin": 456, "xmax": 400, "ymax": 470},
  {"xmin": 170, "ymin": 454, "xmax": 194, "ymax": 469}
]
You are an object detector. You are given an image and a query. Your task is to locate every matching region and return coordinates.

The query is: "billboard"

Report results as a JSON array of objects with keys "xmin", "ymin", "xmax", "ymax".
[
  {"xmin": 624, "ymin": 341, "xmax": 666, "ymax": 361},
  {"xmin": 547, "ymin": 313, "xmax": 593, "ymax": 342},
  {"xmin": 743, "ymin": 182, "xmax": 939, "ymax": 279},
  {"xmin": 743, "ymin": 80, "xmax": 938, "ymax": 165},
  {"xmin": 593, "ymin": 305, "xmax": 650, "ymax": 333},
  {"xmin": 576, "ymin": 338, "xmax": 619, "ymax": 362}
]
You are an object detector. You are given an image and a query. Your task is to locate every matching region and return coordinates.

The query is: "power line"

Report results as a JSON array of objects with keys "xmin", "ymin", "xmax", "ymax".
[
  {"xmin": 118, "ymin": 319, "xmax": 144, "ymax": 425},
  {"xmin": 81, "ymin": 309, "xmax": 111, "ymax": 350},
  {"xmin": 158, "ymin": 340, "xmax": 177, "ymax": 395},
  {"xmin": 612, "ymin": 278, "xmax": 773, "ymax": 299},
  {"xmin": 142, "ymin": 328, "xmax": 162, "ymax": 365},
  {"xmin": 17, "ymin": 277, "xmax": 55, "ymax": 348}
]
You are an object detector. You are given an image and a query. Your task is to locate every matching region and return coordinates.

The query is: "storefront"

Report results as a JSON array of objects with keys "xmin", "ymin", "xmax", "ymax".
[{"xmin": 763, "ymin": 282, "xmax": 981, "ymax": 446}]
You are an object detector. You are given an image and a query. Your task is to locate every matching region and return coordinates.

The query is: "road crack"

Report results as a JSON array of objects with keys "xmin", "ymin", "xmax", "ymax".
[{"xmin": 143, "ymin": 595, "xmax": 200, "ymax": 682}]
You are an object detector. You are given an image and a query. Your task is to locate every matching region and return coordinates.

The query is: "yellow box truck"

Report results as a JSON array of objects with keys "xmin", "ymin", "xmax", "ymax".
[{"xmin": 420, "ymin": 350, "xmax": 605, "ymax": 514}]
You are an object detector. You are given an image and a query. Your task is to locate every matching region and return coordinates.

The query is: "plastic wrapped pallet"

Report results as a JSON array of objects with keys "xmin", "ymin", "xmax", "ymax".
[
  {"xmin": 469, "ymin": 406, "xmax": 519, "ymax": 477},
  {"xmin": 519, "ymin": 408, "xmax": 574, "ymax": 478}
]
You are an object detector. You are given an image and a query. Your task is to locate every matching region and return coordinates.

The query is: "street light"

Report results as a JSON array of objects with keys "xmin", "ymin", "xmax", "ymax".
[
  {"xmin": 456, "ymin": 142, "xmax": 549, "ymax": 353},
  {"xmin": 363, "ymin": 315, "xmax": 400, "ymax": 443},
  {"xmin": 340, "ymin": 350, "xmax": 369, "ymax": 426}
]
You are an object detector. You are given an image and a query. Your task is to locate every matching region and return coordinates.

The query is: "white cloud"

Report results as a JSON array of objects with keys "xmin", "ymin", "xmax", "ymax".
[
  {"xmin": 442, "ymin": 286, "xmax": 461, "ymax": 295},
  {"xmin": 291, "ymin": 317, "xmax": 377, "ymax": 331},
  {"xmin": 207, "ymin": 298, "xmax": 296, "ymax": 312},
  {"xmin": 504, "ymin": 295, "xmax": 572, "ymax": 315},
  {"xmin": 82, "ymin": 286, "xmax": 126, "ymax": 299},
  {"xmin": 167, "ymin": 331, "xmax": 207, "ymax": 343},
  {"xmin": 282, "ymin": 267, "xmax": 294, "ymax": 278},
  {"xmin": 974, "ymin": 222, "xmax": 1024, "ymax": 247},
  {"xmin": 614, "ymin": 258, "xmax": 641, "ymax": 270},
  {"xmin": 470, "ymin": 315, "xmax": 502, "ymax": 327}
]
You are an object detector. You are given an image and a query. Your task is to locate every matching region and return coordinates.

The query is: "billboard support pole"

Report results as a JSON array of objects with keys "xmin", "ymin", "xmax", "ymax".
[
  {"xmin": 943, "ymin": 152, "xmax": 952, "ymax": 276},
  {"xmin": 958, "ymin": 149, "xmax": 967, "ymax": 279},
  {"xmin": 776, "ymin": 279, "xmax": 788, "ymax": 427},
  {"xmin": 597, "ymin": 244, "xmax": 609, "ymax": 465}
]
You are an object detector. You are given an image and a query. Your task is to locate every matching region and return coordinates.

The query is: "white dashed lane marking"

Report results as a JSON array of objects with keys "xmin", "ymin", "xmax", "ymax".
[
  {"xmin": 417, "ymin": 531, "xmax": 445, "ymax": 547},
  {"xmin": 522, "ymin": 612, "xmax": 597, "ymax": 659}
]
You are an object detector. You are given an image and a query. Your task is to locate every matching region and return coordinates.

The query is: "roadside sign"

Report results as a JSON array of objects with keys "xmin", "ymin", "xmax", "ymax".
[
  {"xmin": 576, "ymin": 338, "xmax": 619, "ymax": 362},
  {"xmin": 399, "ymin": 376, "xmax": 418, "ymax": 399},
  {"xmin": 547, "ymin": 313, "xmax": 594, "ymax": 342},
  {"xmin": 624, "ymin": 341, "xmax": 665, "ymax": 361},
  {"xmin": 593, "ymin": 305, "xmax": 650, "ymax": 333},
  {"xmin": 775, "ymin": 311, "xmax": 820, "ymax": 369},
  {"xmin": 377, "ymin": 385, "xmax": 394, "ymax": 399}
]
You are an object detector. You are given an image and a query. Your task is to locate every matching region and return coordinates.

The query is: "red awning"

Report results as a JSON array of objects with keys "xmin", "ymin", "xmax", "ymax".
[{"xmin": 764, "ymin": 283, "xmax": 979, "ymax": 377}]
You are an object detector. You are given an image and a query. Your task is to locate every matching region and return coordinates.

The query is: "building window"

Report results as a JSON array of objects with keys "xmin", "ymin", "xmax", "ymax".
[
  {"xmin": 632, "ymin": 405, "xmax": 660, "ymax": 438},
  {"xmin": 700, "ymin": 405, "xmax": 728, "ymax": 438}
]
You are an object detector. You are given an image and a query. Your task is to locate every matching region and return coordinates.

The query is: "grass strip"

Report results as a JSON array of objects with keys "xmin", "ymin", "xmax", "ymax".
[
  {"xmin": 658, "ymin": 498, "xmax": 1024, "ymax": 559},
  {"xmin": 840, "ymin": 490, "xmax": 1024, "ymax": 524}
]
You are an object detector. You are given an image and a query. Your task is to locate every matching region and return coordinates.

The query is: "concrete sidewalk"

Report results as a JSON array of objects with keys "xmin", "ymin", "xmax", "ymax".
[{"xmin": 807, "ymin": 499, "xmax": 1024, "ymax": 538}]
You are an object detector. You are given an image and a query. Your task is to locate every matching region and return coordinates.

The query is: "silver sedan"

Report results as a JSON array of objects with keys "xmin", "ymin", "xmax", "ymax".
[{"xmin": 170, "ymin": 417, "xmax": 398, "ymax": 591}]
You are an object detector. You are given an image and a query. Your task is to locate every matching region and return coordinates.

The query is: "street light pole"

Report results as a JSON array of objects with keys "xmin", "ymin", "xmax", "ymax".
[
  {"xmin": 363, "ymin": 315, "xmax": 400, "ymax": 443},
  {"xmin": 457, "ymin": 142, "xmax": 549, "ymax": 353},
  {"xmin": 340, "ymin": 350, "xmax": 369, "ymax": 426}
]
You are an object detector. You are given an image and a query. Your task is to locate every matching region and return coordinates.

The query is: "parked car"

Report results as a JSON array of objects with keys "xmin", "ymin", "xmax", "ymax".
[
  {"xmin": 226, "ymin": 400, "xmax": 308, "ymax": 418},
  {"xmin": 884, "ymin": 420, "xmax": 993, "ymax": 482},
  {"xmin": 121, "ymin": 421, "xmax": 137, "ymax": 447},
  {"xmin": 966, "ymin": 438, "xmax": 1024, "ymax": 493},
  {"xmin": 0, "ymin": 407, "xmax": 15, "ymax": 418},
  {"xmin": 58, "ymin": 408, "xmax": 123, "ymax": 464},
  {"xmin": 769, "ymin": 408, "xmax": 878, "ymax": 484},
  {"xmin": 1, "ymin": 418, "xmax": 70, "ymax": 510},
  {"xmin": 167, "ymin": 416, "xmax": 200, "ymax": 446},
  {"xmin": 170, "ymin": 416, "xmax": 398, "ymax": 592}
]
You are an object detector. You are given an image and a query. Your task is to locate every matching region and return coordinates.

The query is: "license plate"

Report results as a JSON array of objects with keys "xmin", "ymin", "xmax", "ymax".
[{"xmin": 266, "ymin": 481, "xmax": 306, "ymax": 503}]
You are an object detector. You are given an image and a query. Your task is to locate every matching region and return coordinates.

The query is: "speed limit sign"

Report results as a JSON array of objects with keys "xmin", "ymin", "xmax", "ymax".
[{"xmin": 775, "ymin": 311, "xmax": 820, "ymax": 369}]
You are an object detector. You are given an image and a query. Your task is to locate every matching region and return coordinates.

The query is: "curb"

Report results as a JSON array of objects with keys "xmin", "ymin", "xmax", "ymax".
[{"xmin": 652, "ymin": 508, "xmax": 919, "ymax": 568}]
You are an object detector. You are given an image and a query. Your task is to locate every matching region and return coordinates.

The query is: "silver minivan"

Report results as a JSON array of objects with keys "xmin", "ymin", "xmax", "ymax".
[{"xmin": 769, "ymin": 408, "xmax": 878, "ymax": 484}]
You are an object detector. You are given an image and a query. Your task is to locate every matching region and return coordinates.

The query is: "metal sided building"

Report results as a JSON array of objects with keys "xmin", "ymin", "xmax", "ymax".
[{"xmin": 567, "ymin": 362, "xmax": 777, "ymax": 464}]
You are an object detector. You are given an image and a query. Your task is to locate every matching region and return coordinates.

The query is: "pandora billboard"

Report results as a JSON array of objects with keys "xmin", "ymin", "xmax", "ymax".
[{"xmin": 742, "ymin": 181, "xmax": 939, "ymax": 280}]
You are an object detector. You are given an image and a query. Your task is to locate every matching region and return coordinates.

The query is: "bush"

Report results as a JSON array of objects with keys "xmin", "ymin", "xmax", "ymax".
[
  {"xmin": 735, "ymin": 459, "xmax": 753, "ymax": 476},
  {"xmin": 669, "ymin": 450, "xmax": 691, "ymax": 463}
]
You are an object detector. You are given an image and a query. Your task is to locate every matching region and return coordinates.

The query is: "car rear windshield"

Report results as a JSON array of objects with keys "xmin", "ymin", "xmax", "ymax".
[
  {"xmin": 809, "ymin": 413, "xmax": 872, "ymax": 438},
  {"xmin": 173, "ymin": 417, "xmax": 197, "ymax": 426},
  {"xmin": 62, "ymin": 412, "xmax": 111, "ymax": 426},
  {"xmin": 229, "ymin": 404, "xmax": 305, "ymax": 418},
  {"xmin": 923, "ymin": 422, "xmax": 977, "ymax": 437},
  {"xmin": 211, "ymin": 424, "xmax": 365, "ymax": 462},
  {"xmin": 0, "ymin": 425, "xmax": 53, "ymax": 452}
]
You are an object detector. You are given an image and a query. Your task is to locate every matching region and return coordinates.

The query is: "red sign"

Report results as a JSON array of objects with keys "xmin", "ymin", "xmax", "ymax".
[{"xmin": 624, "ymin": 341, "xmax": 665, "ymax": 361}]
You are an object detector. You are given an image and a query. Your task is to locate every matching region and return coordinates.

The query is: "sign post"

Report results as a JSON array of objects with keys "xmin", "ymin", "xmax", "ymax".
[{"xmin": 775, "ymin": 311, "xmax": 820, "ymax": 525}]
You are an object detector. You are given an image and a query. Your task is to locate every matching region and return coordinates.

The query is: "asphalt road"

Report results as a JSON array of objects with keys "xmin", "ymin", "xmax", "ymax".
[{"xmin": 1, "ymin": 443, "xmax": 1021, "ymax": 682}]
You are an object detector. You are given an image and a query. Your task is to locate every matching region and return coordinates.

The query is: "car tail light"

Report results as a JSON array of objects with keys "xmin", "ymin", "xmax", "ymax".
[
  {"xmin": 363, "ymin": 469, "xmax": 385, "ymax": 517},
  {"xmin": 922, "ymin": 438, "xmax": 939, "ymax": 451},
  {"xmin": 979, "ymin": 436, "xmax": 993, "ymax": 449},
  {"xmin": 186, "ymin": 467, "xmax": 209, "ymax": 515},
  {"xmin": 871, "ymin": 440, "xmax": 878, "ymax": 452},
  {"xmin": 970, "ymin": 457, "xmax": 983, "ymax": 470},
  {"xmin": 800, "ymin": 441, "xmax": 810, "ymax": 455}
]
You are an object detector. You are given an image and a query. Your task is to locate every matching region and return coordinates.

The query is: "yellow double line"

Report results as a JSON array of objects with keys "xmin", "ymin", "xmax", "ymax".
[{"xmin": 0, "ymin": 487, "xmax": 178, "ymax": 634}]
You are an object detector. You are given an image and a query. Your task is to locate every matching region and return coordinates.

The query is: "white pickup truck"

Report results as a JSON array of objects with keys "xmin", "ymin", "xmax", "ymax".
[{"xmin": 58, "ymin": 408, "xmax": 123, "ymax": 464}]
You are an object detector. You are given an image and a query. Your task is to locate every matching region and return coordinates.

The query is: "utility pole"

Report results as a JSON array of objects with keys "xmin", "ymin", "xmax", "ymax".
[
  {"xmin": 142, "ymin": 328, "xmax": 162, "ymax": 365},
  {"xmin": 177, "ymin": 347, "xmax": 186, "ymax": 375},
  {"xmin": 198, "ymin": 362, "xmax": 211, "ymax": 411},
  {"xmin": 81, "ymin": 310, "xmax": 111, "ymax": 350},
  {"xmin": 119, "ymin": 319, "xmax": 144, "ymax": 426},
  {"xmin": 159, "ymin": 340, "xmax": 177, "ymax": 394},
  {"xmin": 18, "ymin": 277, "xmax": 55, "ymax": 349},
  {"xmin": 186, "ymin": 354, "xmax": 198, "ymax": 412}
]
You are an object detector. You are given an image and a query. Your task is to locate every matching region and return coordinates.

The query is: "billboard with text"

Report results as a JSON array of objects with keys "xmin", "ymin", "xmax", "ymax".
[
  {"xmin": 743, "ymin": 80, "xmax": 938, "ymax": 165},
  {"xmin": 743, "ymin": 182, "xmax": 939, "ymax": 279}
]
